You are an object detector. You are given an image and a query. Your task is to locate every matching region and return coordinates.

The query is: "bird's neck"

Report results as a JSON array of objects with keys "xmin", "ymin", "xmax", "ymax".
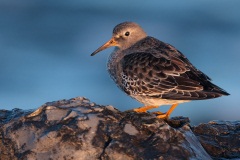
[{"xmin": 108, "ymin": 47, "xmax": 122, "ymax": 63}]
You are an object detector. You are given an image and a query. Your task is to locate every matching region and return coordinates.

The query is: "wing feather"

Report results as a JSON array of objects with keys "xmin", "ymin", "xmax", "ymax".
[{"xmin": 119, "ymin": 37, "xmax": 229, "ymax": 100}]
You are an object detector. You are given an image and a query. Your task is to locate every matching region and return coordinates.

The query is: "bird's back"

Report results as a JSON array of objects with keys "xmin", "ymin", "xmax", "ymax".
[{"xmin": 110, "ymin": 36, "xmax": 229, "ymax": 101}]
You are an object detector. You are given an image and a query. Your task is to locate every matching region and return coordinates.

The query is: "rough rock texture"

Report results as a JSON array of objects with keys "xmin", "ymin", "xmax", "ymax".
[
  {"xmin": 0, "ymin": 97, "xmax": 239, "ymax": 160},
  {"xmin": 192, "ymin": 121, "xmax": 240, "ymax": 160}
]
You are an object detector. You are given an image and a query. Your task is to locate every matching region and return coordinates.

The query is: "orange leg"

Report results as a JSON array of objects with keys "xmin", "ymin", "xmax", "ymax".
[
  {"xmin": 157, "ymin": 104, "xmax": 178, "ymax": 119},
  {"xmin": 133, "ymin": 106, "xmax": 159, "ymax": 113}
]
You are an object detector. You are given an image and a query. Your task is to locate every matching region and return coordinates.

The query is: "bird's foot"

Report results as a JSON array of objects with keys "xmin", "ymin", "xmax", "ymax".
[
  {"xmin": 133, "ymin": 108, "xmax": 147, "ymax": 113},
  {"xmin": 133, "ymin": 106, "xmax": 158, "ymax": 113},
  {"xmin": 152, "ymin": 111, "xmax": 168, "ymax": 119},
  {"xmin": 155, "ymin": 104, "xmax": 179, "ymax": 119},
  {"xmin": 133, "ymin": 104, "xmax": 178, "ymax": 119},
  {"xmin": 156, "ymin": 114, "xmax": 169, "ymax": 119},
  {"xmin": 152, "ymin": 111, "xmax": 164, "ymax": 115}
]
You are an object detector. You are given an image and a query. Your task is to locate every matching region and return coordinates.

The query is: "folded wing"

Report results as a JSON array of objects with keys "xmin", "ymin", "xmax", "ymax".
[{"xmin": 120, "ymin": 37, "xmax": 229, "ymax": 100}]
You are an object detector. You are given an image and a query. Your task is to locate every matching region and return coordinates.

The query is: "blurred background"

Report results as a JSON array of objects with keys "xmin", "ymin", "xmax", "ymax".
[{"xmin": 0, "ymin": 0, "xmax": 239, "ymax": 125}]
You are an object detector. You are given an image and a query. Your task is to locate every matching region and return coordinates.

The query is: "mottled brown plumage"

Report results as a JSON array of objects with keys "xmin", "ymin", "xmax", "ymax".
[{"xmin": 91, "ymin": 22, "xmax": 229, "ymax": 119}]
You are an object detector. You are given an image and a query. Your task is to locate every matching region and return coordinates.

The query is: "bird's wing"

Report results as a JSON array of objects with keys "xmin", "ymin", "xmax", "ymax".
[{"xmin": 120, "ymin": 37, "xmax": 228, "ymax": 100}]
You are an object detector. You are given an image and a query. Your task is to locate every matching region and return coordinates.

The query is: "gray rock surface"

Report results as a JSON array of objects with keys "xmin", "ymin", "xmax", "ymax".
[
  {"xmin": 0, "ymin": 97, "xmax": 238, "ymax": 160},
  {"xmin": 192, "ymin": 120, "xmax": 240, "ymax": 160}
]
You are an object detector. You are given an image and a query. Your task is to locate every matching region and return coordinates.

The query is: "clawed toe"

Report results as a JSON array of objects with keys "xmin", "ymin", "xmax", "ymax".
[
  {"xmin": 133, "ymin": 106, "xmax": 159, "ymax": 113},
  {"xmin": 132, "ymin": 104, "xmax": 178, "ymax": 120},
  {"xmin": 152, "ymin": 111, "xmax": 164, "ymax": 115},
  {"xmin": 156, "ymin": 114, "xmax": 168, "ymax": 119},
  {"xmin": 133, "ymin": 108, "xmax": 147, "ymax": 113}
]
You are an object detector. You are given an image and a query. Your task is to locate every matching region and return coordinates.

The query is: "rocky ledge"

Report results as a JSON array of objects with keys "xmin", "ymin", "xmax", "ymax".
[{"xmin": 0, "ymin": 97, "xmax": 239, "ymax": 160}]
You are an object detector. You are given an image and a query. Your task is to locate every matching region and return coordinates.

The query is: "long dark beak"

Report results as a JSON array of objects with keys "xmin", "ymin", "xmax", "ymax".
[{"xmin": 91, "ymin": 37, "xmax": 118, "ymax": 56}]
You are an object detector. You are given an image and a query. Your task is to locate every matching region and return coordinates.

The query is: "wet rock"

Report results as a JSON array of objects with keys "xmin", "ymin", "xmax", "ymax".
[
  {"xmin": 192, "ymin": 120, "xmax": 240, "ymax": 160},
  {"xmin": 0, "ymin": 97, "xmax": 237, "ymax": 160}
]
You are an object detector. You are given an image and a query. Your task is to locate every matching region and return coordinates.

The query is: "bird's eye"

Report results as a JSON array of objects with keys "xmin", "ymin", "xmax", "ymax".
[{"xmin": 125, "ymin": 31, "xmax": 130, "ymax": 36}]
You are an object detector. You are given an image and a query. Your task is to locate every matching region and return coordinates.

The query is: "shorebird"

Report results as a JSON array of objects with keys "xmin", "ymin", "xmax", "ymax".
[{"xmin": 91, "ymin": 22, "xmax": 229, "ymax": 119}]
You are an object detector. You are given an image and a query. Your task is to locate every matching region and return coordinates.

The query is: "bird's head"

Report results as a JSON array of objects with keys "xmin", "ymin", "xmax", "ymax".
[{"xmin": 91, "ymin": 22, "xmax": 147, "ymax": 56}]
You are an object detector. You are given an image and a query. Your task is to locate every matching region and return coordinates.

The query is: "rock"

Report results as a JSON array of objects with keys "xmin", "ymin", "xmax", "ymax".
[
  {"xmin": 192, "ymin": 120, "xmax": 240, "ymax": 160},
  {"xmin": 0, "ymin": 97, "xmax": 238, "ymax": 160}
]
